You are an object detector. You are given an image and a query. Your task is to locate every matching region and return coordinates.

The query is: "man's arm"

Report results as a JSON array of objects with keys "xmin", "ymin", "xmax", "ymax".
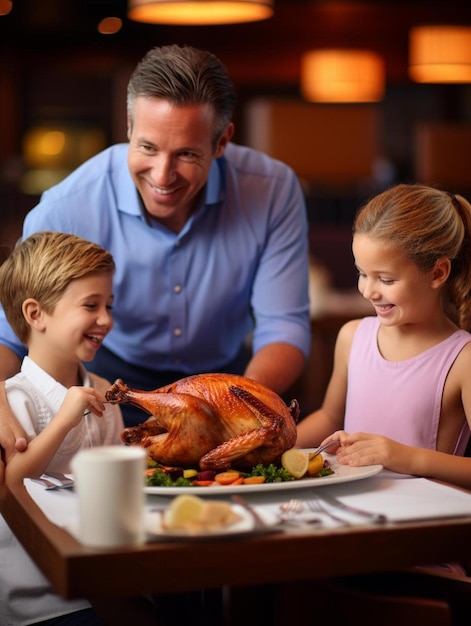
[
  {"xmin": 247, "ymin": 162, "xmax": 311, "ymax": 393},
  {"xmin": 244, "ymin": 342, "xmax": 306, "ymax": 396},
  {"xmin": 0, "ymin": 345, "xmax": 21, "ymax": 380}
]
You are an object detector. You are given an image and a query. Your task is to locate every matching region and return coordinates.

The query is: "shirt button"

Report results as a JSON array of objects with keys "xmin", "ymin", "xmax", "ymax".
[
  {"xmin": 174, "ymin": 328, "xmax": 182, "ymax": 337},
  {"xmin": 173, "ymin": 284, "xmax": 182, "ymax": 293}
]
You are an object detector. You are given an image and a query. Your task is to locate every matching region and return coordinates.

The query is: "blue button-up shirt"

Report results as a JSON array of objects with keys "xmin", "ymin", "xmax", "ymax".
[{"xmin": 0, "ymin": 142, "xmax": 310, "ymax": 373}]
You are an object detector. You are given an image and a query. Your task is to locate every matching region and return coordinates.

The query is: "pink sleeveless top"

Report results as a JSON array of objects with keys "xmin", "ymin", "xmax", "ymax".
[{"xmin": 345, "ymin": 316, "xmax": 471, "ymax": 455}]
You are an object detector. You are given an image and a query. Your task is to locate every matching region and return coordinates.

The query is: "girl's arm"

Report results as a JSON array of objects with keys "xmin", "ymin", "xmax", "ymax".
[
  {"xmin": 5, "ymin": 386, "xmax": 105, "ymax": 486},
  {"xmin": 335, "ymin": 433, "xmax": 471, "ymax": 490},
  {"xmin": 296, "ymin": 320, "xmax": 360, "ymax": 448}
]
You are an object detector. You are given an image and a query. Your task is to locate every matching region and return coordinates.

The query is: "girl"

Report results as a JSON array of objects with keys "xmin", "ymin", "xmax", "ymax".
[{"xmin": 297, "ymin": 183, "xmax": 471, "ymax": 491}]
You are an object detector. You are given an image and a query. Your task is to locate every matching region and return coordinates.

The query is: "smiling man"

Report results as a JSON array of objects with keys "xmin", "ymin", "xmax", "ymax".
[{"xmin": 0, "ymin": 44, "xmax": 310, "ymax": 433}]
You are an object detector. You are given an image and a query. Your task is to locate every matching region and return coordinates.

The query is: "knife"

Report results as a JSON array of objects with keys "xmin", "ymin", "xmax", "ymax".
[
  {"xmin": 231, "ymin": 495, "xmax": 279, "ymax": 533},
  {"xmin": 319, "ymin": 492, "xmax": 388, "ymax": 524}
]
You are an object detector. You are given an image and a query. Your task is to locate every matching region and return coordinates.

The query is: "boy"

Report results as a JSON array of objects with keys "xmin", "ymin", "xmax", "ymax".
[{"xmin": 0, "ymin": 231, "xmax": 123, "ymax": 625}]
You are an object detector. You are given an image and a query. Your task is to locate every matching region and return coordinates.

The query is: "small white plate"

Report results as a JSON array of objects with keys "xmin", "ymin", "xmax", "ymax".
[
  {"xmin": 144, "ymin": 505, "xmax": 278, "ymax": 541},
  {"xmin": 144, "ymin": 455, "xmax": 383, "ymax": 496}
]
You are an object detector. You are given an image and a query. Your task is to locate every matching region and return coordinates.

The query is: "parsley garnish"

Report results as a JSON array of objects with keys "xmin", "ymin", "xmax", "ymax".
[
  {"xmin": 246, "ymin": 463, "xmax": 295, "ymax": 483},
  {"xmin": 146, "ymin": 468, "xmax": 193, "ymax": 487}
]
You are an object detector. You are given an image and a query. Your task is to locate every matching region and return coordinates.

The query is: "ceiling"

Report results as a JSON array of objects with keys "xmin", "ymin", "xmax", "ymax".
[{"xmin": 2, "ymin": 1, "xmax": 471, "ymax": 89}]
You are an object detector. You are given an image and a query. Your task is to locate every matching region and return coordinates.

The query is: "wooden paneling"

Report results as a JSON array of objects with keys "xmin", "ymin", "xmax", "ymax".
[
  {"xmin": 415, "ymin": 122, "xmax": 471, "ymax": 191},
  {"xmin": 245, "ymin": 99, "xmax": 380, "ymax": 185},
  {"xmin": 0, "ymin": 59, "xmax": 20, "ymax": 163}
]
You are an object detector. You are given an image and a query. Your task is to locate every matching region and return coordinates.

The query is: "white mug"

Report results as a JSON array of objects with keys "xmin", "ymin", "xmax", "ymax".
[{"xmin": 71, "ymin": 445, "xmax": 147, "ymax": 548}]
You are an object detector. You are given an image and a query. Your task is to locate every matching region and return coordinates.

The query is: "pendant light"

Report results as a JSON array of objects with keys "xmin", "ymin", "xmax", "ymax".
[
  {"xmin": 301, "ymin": 49, "xmax": 385, "ymax": 103},
  {"xmin": 127, "ymin": 0, "xmax": 274, "ymax": 25},
  {"xmin": 409, "ymin": 25, "xmax": 471, "ymax": 83}
]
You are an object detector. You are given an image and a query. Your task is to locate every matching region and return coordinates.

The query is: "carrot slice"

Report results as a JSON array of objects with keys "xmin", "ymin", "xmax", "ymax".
[
  {"xmin": 243, "ymin": 476, "xmax": 266, "ymax": 485},
  {"xmin": 192, "ymin": 480, "xmax": 215, "ymax": 487},
  {"xmin": 228, "ymin": 477, "xmax": 244, "ymax": 485},
  {"xmin": 214, "ymin": 471, "xmax": 241, "ymax": 485}
]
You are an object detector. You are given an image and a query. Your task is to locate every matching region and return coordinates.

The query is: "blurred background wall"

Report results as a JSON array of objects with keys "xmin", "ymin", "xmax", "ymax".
[{"xmin": 2, "ymin": 0, "xmax": 471, "ymax": 411}]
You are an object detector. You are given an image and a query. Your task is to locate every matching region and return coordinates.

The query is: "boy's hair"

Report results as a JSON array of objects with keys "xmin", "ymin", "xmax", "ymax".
[
  {"xmin": 0, "ymin": 231, "xmax": 115, "ymax": 344},
  {"xmin": 354, "ymin": 183, "xmax": 471, "ymax": 331}
]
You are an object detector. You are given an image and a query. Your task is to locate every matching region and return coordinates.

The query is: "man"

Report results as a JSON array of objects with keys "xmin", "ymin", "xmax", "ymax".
[{"xmin": 0, "ymin": 44, "xmax": 310, "ymax": 466}]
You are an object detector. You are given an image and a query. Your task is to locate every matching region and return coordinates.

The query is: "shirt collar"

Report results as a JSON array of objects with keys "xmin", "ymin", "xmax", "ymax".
[
  {"xmin": 178, "ymin": 155, "xmax": 226, "ymax": 238},
  {"xmin": 21, "ymin": 356, "xmax": 91, "ymax": 411},
  {"xmin": 205, "ymin": 153, "xmax": 225, "ymax": 205},
  {"xmin": 114, "ymin": 152, "xmax": 142, "ymax": 217},
  {"xmin": 115, "ymin": 147, "xmax": 226, "ymax": 218}
]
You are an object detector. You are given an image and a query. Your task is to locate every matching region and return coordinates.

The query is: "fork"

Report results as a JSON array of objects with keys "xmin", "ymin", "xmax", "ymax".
[
  {"xmin": 279, "ymin": 499, "xmax": 304, "ymax": 518},
  {"xmin": 278, "ymin": 499, "xmax": 321, "ymax": 525},
  {"xmin": 31, "ymin": 476, "xmax": 65, "ymax": 491},
  {"xmin": 310, "ymin": 439, "xmax": 338, "ymax": 458},
  {"xmin": 43, "ymin": 472, "xmax": 75, "ymax": 488},
  {"xmin": 83, "ymin": 401, "xmax": 112, "ymax": 417}
]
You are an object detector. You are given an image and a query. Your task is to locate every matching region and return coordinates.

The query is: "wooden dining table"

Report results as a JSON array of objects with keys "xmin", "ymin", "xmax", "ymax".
[{"xmin": 2, "ymin": 471, "xmax": 471, "ymax": 625}]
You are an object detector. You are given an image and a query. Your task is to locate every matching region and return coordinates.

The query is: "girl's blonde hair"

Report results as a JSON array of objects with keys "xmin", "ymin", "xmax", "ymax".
[
  {"xmin": 354, "ymin": 183, "xmax": 471, "ymax": 331},
  {"xmin": 0, "ymin": 231, "xmax": 115, "ymax": 343}
]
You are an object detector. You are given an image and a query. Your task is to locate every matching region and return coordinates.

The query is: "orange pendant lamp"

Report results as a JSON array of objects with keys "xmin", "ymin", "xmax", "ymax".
[
  {"xmin": 301, "ymin": 49, "xmax": 385, "ymax": 103},
  {"xmin": 127, "ymin": 0, "xmax": 274, "ymax": 25},
  {"xmin": 409, "ymin": 25, "xmax": 471, "ymax": 83}
]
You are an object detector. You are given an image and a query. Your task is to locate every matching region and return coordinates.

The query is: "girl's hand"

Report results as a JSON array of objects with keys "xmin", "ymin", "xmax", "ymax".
[
  {"xmin": 333, "ymin": 431, "xmax": 409, "ymax": 472},
  {"xmin": 318, "ymin": 430, "xmax": 348, "ymax": 454},
  {"xmin": 58, "ymin": 387, "xmax": 106, "ymax": 428}
]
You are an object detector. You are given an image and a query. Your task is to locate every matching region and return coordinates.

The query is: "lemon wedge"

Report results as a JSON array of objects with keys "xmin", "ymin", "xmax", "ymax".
[
  {"xmin": 281, "ymin": 448, "xmax": 309, "ymax": 479},
  {"xmin": 162, "ymin": 494, "xmax": 241, "ymax": 531},
  {"xmin": 163, "ymin": 494, "xmax": 204, "ymax": 529}
]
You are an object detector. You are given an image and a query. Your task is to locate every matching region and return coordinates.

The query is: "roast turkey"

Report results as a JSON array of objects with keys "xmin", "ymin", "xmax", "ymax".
[{"xmin": 105, "ymin": 373, "xmax": 299, "ymax": 471}]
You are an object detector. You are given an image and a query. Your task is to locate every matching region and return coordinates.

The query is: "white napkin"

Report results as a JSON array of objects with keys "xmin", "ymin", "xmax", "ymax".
[
  {"xmin": 24, "ymin": 479, "xmax": 80, "ymax": 538},
  {"xmin": 317, "ymin": 474, "xmax": 471, "ymax": 522},
  {"xmin": 232, "ymin": 473, "xmax": 471, "ymax": 527}
]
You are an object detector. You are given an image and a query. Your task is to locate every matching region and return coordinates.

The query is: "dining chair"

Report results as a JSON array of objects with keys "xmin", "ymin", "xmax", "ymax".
[
  {"xmin": 330, "ymin": 566, "xmax": 471, "ymax": 626},
  {"xmin": 273, "ymin": 578, "xmax": 452, "ymax": 626},
  {"xmin": 324, "ymin": 440, "xmax": 471, "ymax": 625}
]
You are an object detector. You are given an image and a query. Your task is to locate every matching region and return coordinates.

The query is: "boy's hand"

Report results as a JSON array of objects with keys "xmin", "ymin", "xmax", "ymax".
[{"xmin": 58, "ymin": 386, "xmax": 107, "ymax": 428}]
